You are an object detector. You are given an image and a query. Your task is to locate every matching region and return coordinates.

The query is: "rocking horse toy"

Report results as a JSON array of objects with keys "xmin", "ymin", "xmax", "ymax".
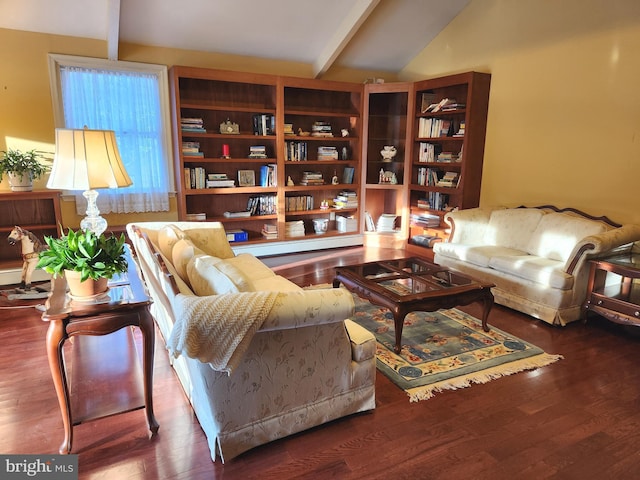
[{"xmin": 6, "ymin": 226, "xmax": 49, "ymax": 296}]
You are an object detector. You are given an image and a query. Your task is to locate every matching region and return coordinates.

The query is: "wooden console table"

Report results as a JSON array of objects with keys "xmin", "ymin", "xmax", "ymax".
[
  {"xmin": 583, "ymin": 252, "xmax": 640, "ymax": 326},
  {"xmin": 41, "ymin": 246, "xmax": 159, "ymax": 454}
]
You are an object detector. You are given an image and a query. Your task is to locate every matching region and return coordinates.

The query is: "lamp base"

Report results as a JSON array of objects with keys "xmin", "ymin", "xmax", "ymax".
[{"xmin": 81, "ymin": 189, "xmax": 108, "ymax": 236}]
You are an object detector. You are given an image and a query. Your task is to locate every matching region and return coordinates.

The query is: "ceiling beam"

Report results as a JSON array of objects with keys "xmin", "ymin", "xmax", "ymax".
[
  {"xmin": 312, "ymin": 0, "xmax": 381, "ymax": 78},
  {"xmin": 107, "ymin": 0, "xmax": 121, "ymax": 60}
]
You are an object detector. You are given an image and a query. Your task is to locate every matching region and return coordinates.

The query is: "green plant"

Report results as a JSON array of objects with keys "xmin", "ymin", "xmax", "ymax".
[
  {"xmin": 37, "ymin": 228, "xmax": 128, "ymax": 281},
  {"xmin": 0, "ymin": 148, "xmax": 51, "ymax": 181}
]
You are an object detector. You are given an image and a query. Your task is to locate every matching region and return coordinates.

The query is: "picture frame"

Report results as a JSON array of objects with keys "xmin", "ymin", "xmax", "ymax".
[{"xmin": 237, "ymin": 169, "xmax": 256, "ymax": 187}]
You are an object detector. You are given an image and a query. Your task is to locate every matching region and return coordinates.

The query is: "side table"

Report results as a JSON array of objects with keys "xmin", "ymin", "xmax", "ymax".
[
  {"xmin": 583, "ymin": 252, "xmax": 640, "ymax": 326},
  {"xmin": 41, "ymin": 246, "xmax": 159, "ymax": 454}
]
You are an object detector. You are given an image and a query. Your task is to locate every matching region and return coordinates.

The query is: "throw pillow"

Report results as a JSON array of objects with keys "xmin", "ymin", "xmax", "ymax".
[
  {"xmin": 187, "ymin": 255, "xmax": 240, "ymax": 296},
  {"xmin": 172, "ymin": 238, "xmax": 206, "ymax": 284},
  {"xmin": 181, "ymin": 226, "xmax": 235, "ymax": 259},
  {"xmin": 157, "ymin": 224, "xmax": 188, "ymax": 260}
]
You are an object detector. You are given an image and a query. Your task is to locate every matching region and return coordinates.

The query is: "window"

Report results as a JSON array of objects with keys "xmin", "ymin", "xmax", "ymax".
[{"xmin": 48, "ymin": 54, "xmax": 173, "ymax": 214}]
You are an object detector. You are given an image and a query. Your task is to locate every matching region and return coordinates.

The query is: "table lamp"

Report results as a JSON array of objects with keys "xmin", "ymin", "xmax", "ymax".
[{"xmin": 48, "ymin": 127, "xmax": 132, "ymax": 236}]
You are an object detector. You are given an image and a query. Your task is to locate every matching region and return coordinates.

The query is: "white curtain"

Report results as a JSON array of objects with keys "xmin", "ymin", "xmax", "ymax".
[{"xmin": 59, "ymin": 66, "xmax": 170, "ymax": 214}]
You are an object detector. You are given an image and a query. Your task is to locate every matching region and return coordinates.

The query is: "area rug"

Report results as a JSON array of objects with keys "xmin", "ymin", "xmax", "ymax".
[{"xmin": 349, "ymin": 294, "xmax": 563, "ymax": 402}]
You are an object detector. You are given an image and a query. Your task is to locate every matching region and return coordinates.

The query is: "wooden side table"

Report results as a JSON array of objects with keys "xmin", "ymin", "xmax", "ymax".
[
  {"xmin": 583, "ymin": 252, "xmax": 640, "ymax": 326},
  {"xmin": 41, "ymin": 246, "xmax": 159, "ymax": 454}
]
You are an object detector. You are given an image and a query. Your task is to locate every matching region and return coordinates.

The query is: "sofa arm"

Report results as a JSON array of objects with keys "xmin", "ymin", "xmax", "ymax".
[
  {"xmin": 564, "ymin": 224, "xmax": 640, "ymax": 273},
  {"xmin": 260, "ymin": 287, "xmax": 355, "ymax": 331},
  {"xmin": 443, "ymin": 207, "xmax": 500, "ymax": 244}
]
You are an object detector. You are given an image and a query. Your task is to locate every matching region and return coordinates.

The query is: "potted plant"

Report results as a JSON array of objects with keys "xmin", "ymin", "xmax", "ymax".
[
  {"xmin": 0, "ymin": 148, "xmax": 51, "ymax": 191},
  {"xmin": 37, "ymin": 228, "xmax": 128, "ymax": 298}
]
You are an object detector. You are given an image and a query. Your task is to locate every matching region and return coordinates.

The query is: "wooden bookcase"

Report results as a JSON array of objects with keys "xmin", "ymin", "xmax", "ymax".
[
  {"xmin": 169, "ymin": 66, "xmax": 362, "ymax": 248},
  {"xmin": 0, "ymin": 190, "xmax": 62, "ymax": 270},
  {"xmin": 361, "ymin": 82, "xmax": 414, "ymax": 248},
  {"xmin": 169, "ymin": 67, "xmax": 490, "ymax": 255},
  {"xmin": 406, "ymin": 72, "xmax": 491, "ymax": 255}
]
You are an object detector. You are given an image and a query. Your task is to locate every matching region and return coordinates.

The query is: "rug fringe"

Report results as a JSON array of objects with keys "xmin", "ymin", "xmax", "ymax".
[{"xmin": 406, "ymin": 352, "xmax": 563, "ymax": 403}]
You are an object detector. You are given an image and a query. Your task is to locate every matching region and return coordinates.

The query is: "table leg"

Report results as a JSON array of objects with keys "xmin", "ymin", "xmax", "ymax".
[
  {"xmin": 139, "ymin": 310, "xmax": 159, "ymax": 435},
  {"xmin": 480, "ymin": 290, "xmax": 494, "ymax": 332},
  {"xmin": 46, "ymin": 319, "xmax": 72, "ymax": 454},
  {"xmin": 391, "ymin": 307, "xmax": 410, "ymax": 354}
]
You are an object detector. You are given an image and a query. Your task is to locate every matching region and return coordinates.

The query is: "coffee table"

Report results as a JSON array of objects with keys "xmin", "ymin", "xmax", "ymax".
[{"xmin": 333, "ymin": 257, "xmax": 495, "ymax": 353}]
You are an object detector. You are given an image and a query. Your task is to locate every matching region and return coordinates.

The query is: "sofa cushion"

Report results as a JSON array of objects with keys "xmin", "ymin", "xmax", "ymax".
[
  {"xmin": 484, "ymin": 208, "xmax": 545, "ymax": 251},
  {"xmin": 527, "ymin": 213, "xmax": 608, "ymax": 262},
  {"xmin": 187, "ymin": 255, "xmax": 241, "ymax": 296},
  {"xmin": 172, "ymin": 238, "xmax": 206, "ymax": 283},
  {"xmin": 181, "ymin": 227, "xmax": 235, "ymax": 259},
  {"xmin": 157, "ymin": 224, "xmax": 188, "ymax": 260},
  {"xmin": 251, "ymin": 276, "xmax": 300, "ymax": 292},
  {"xmin": 488, "ymin": 254, "xmax": 574, "ymax": 289},
  {"xmin": 434, "ymin": 243, "xmax": 527, "ymax": 268}
]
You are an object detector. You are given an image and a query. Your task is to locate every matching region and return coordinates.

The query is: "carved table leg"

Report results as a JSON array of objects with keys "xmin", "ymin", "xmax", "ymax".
[
  {"xmin": 46, "ymin": 319, "xmax": 72, "ymax": 454},
  {"xmin": 139, "ymin": 310, "xmax": 159, "ymax": 435},
  {"xmin": 480, "ymin": 290, "xmax": 494, "ymax": 332}
]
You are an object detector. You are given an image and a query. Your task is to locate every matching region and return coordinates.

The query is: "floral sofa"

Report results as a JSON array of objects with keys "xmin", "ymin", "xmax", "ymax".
[
  {"xmin": 126, "ymin": 221, "xmax": 376, "ymax": 462},
  {"xmin": 433, "ymin": 206, "xmax": 640, "ymax": 326}
]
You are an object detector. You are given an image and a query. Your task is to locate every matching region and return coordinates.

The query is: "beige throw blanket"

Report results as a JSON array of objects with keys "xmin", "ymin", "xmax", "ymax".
[{"xmin": 168, "ymin": 291, "xmax": 280, "ymax": 375}]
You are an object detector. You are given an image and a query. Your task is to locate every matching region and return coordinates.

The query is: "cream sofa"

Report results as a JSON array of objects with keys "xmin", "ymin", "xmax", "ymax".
[
  {"xmin": 126, "ymin": 221, "xmax": 376, "ymax": 462},
  {"xmin": 433, "ymin": 206, "xmax": 640, "ymax": 326}
]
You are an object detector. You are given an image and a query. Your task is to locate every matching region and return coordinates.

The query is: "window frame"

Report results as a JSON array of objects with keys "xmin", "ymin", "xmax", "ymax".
[{"xmin": 47, "ymin": 53, "xmax": 175, "ymax": 193}]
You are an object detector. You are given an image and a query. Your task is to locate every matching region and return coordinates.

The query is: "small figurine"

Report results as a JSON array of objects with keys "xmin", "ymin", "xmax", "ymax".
[
  {"xmin": 332, "ymin": 170, "xmax": 339, "ymax": 185},
  {"xmin": 380, "ymin": 145, "xmax": 397, "ymax": 162},
  {"xmin": 287, "ymin": 175, "xmax": 295, "ymax": 186},
  {"xmin": 341, "ymin": 128, "xmax": 349, "ymax": 137}
]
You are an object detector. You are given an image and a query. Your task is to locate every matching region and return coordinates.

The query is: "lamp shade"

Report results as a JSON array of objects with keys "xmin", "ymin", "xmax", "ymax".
[{"xmin": 48, "ymin": 128, "xmax": 132, "ymax": 190}]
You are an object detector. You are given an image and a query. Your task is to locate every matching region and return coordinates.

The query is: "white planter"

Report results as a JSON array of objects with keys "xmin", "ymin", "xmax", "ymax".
[{"xmin": 8, "ymin": 171, "xmax": 33, "ymax": 191}]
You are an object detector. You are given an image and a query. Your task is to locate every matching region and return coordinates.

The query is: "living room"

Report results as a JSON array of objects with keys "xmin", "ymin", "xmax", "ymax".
[{"xmin": 2, "ymin": 0, "xmax": 640, "ymax": 478}]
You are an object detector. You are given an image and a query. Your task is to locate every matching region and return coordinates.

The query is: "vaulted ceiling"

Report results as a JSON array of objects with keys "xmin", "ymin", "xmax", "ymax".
[{"xmin": 0, "ymin": 0, "xmax": 470, "ymax": 77}]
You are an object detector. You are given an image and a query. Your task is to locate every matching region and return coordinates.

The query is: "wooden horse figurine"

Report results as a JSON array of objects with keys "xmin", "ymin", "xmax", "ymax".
[{"xmin": 7, "ymin": 226, "xmax": 47, "ymax": 291}]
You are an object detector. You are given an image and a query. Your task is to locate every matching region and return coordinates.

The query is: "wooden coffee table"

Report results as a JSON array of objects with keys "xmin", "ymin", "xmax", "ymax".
[{"xmin": 333, "ymin": 257, "xmax": 495, "ymax": 353}]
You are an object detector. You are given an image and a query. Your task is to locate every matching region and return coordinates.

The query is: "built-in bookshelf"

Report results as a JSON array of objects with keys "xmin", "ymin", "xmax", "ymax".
[
  {"xmin": 361, "ymin": 82, "xmax": 413, "ymax": 248},
  {"xmin": 407, "ymin": 71, "xmax": 491, "ymax": 254},
  {"xmin": 168, "ymin": 67, "xmax": 362, "ymax": 249}
]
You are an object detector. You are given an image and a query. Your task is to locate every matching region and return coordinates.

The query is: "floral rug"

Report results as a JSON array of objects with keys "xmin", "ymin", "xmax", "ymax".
[{"xmin": 349, "ymin": 295, "xmax": 563, "ymax": 402}]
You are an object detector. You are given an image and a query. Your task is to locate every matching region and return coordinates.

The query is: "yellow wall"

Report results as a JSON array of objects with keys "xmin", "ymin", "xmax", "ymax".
[
  {"xmin": 0, "ymin": 28, "xmax": 394, "ymax": 229},
  {"xmin": 401, "ymin": 0, "xmax": 640, "ymax": 224}
]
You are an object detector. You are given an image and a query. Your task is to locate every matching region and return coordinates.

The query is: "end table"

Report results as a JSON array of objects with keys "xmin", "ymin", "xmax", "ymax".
[{"xmin": 41, "ymin": 246, "xmax": 159, "ymax": 454}]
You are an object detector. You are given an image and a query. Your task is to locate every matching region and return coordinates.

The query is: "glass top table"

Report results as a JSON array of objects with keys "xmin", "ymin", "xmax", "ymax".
[{"xmin": 334, "ymin": 257, "xmax": 495, "ymax": 353}]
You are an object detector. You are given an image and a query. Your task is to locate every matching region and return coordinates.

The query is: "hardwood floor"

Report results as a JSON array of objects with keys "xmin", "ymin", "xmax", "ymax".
[{"xmin": 2, "ymin": 246, "xmax": 640, "ymax": 479}]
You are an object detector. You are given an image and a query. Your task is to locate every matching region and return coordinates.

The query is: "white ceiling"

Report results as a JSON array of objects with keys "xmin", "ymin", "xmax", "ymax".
[{"xmin": 0, "ymin": 0, "xmax": 470, "ymax": 77}]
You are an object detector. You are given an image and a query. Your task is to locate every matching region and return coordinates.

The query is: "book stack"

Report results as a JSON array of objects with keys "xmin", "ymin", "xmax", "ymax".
[
  {"xmin": 247, "ymin": 195, "xmax": 277, "ymax": 215},
  {"xmin": 436, "ymin": 151, "xmax": 459, "ymax": 163},
  {"xmin": 418, "ymin": 118, "xmax": 453, "ymax": 138},
  {"xmin": 300, "ymin": 171, "xmax": 324, "ymax": 186},
  {"xmin": 259, "ymin": 164, "xmax": 277, "ymax": 186},
  {"xmin": 283, "ymin": 123, "xmax": 294, "ymax": 135},
  {"xmin": 223, "ymin": 210, "xmax": 251, "ymax": 218},
  {"xmin": 342, "ymin": 166, "xmax": 355, "ymax": 184},
  {"xmin": 422, "ymin": 98, "xmax": 463, "ymax": 113},
  {"xmin": 184, "ymin": 167, "xmax": 206, "ymax": 189},
  {"xmin": 285, "ymin": 220, "xmax": 305, "ymax": 238},
  {"xmin": 226, "ymin": 229, "xmax": 248, "ymax": 243},
  {"xmin": 252, "ymin": 114, "xmax": 275, "ymax": 136},
  {"xmin": 285, "ymin": 195, "xmax": 314, "ymax": 211},
  {"xmin": 453, "ymin": 121, "xmax": 465, "ymax": 137},
  {"xmin": 436, "ymin": 171, "xmax": 459, "ymax": 188},
  {"xmin": 333, "ymin": 190, "xmax": 358, "ymax": 209},
  {"xmin": 285, "ymin": 141, "xmax": 307, "ymax": 161},
  {"xmin": 410, "ymin": 212, "xmax": 441, "ymax": 228},
  {"xmin": 249, "ymin": 145, "xmax": 267, "ymax": 158},
  {"xmin": 206, "ymin": 173, "xmax": 235, "ymax": 188},
  {"xmin": 317, "ymin": 146, "xmax": 338, "ymax": 160},
  {"xmin": 262, "ymin": 224, "xmax": 278, "ymax": 239},
  {"xmin": 311, "ymin": 121, "xmax": 333, "ymax": 137},
  {"xmin": 182, "ymin": 141, "xmax": 203, "ymax": 157},
  {"xmin": 181, "ymin": 117, "xmax": 205, "ymax": 133}
]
